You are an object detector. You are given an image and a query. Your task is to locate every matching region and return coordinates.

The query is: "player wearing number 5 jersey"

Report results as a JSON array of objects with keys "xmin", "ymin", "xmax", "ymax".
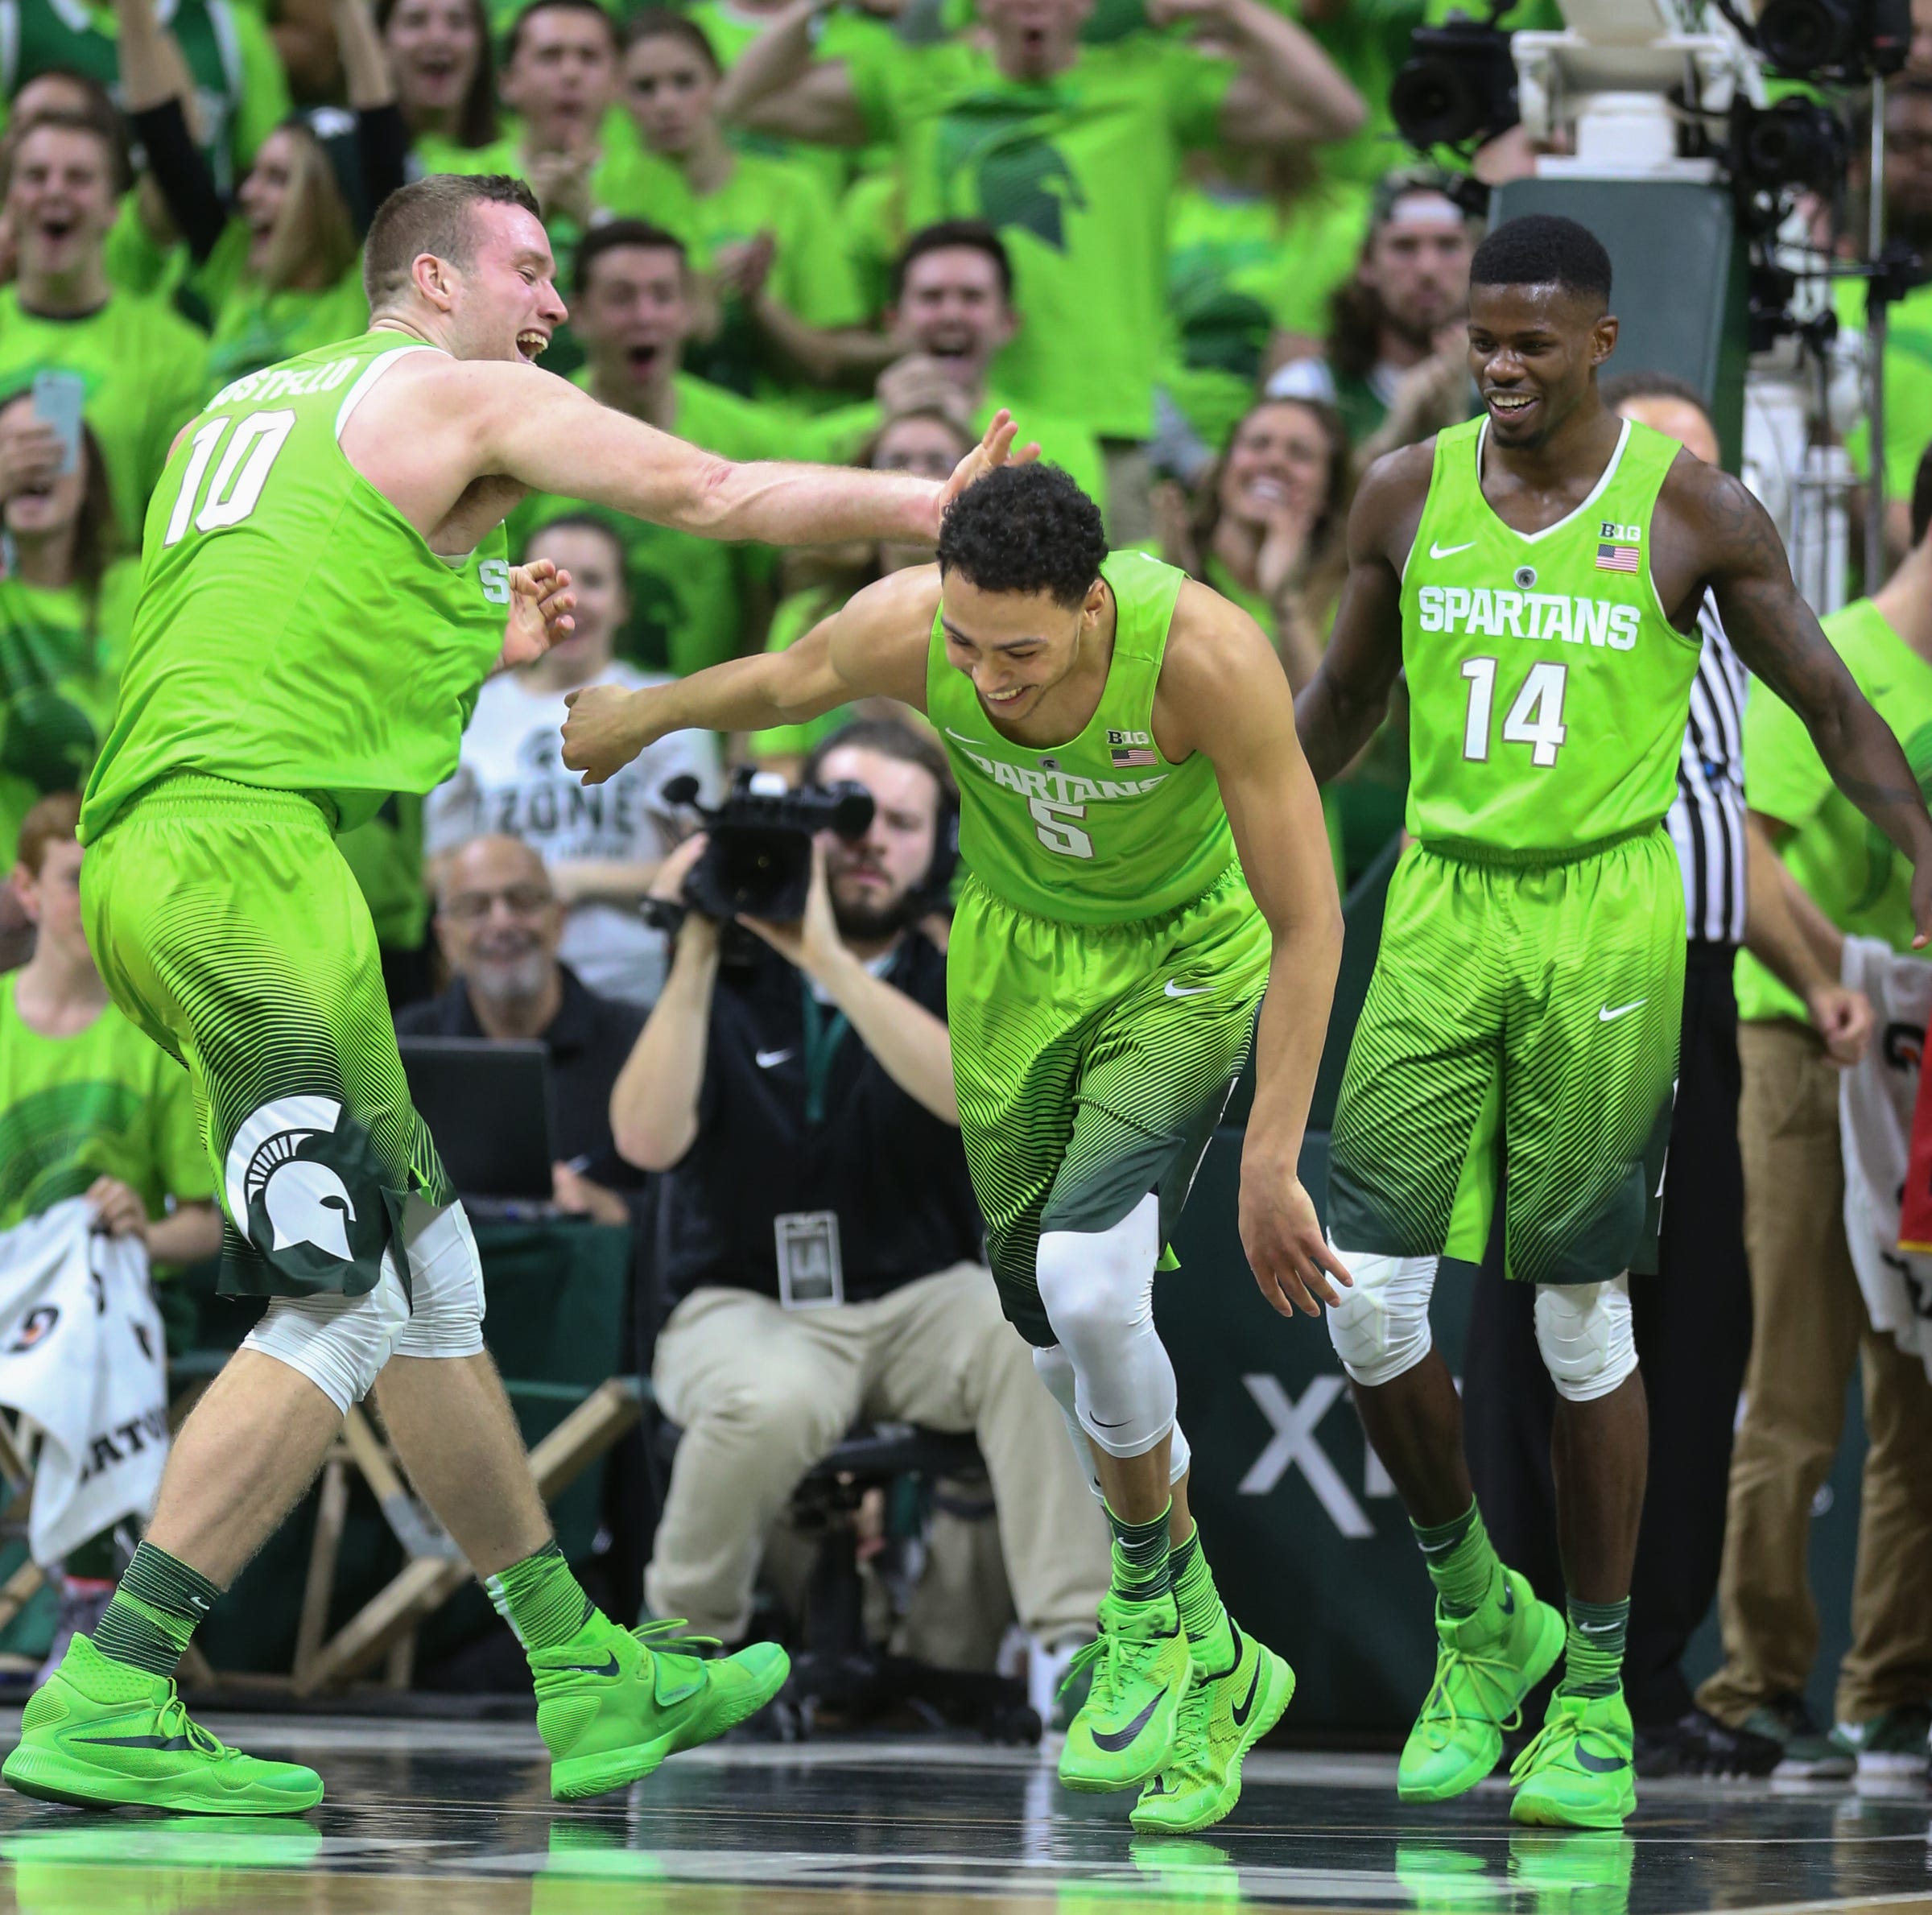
[
  {"xmin": 563, "ymin": 462, "xmax": 1346, "ymax": 1832},
  {"xmin": 6, "ymin": 171, "xmax": 1027, "ymax": 1819},
  {"xmin": 1296, "ymin": 214, "xmax": 1932, "ymax": 1830}
]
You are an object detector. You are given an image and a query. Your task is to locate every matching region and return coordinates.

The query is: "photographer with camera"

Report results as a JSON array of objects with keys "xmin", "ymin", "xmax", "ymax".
[{"xmin": 613, "ymin": 716, "xmax": 1108, "ymax": 1676}]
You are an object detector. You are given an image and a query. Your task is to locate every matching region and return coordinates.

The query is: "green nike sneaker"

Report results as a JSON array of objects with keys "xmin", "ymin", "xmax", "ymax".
[
  {"xmin": 1057, "ymin": 1591, "xmax": 1190, "ymax": 1793},
  {"xmin": 1400, "ymin": 1567, "xmax": 1565, "ymax": 1802},
  {"xmin": 1510, "ymin": 1690, "xmax": 1637, "ymax": 1829},
  {"xmin": 2, "ymin": 1634, "xmax": 322, "ymax": 1814},
  {"xmin": 534, "ymin": 1615, "xmax": 789, "ymax": 1802},
  {"xmin": 1131, "ymin": 1622, "xmax": 1295, "ymax": 1834}
]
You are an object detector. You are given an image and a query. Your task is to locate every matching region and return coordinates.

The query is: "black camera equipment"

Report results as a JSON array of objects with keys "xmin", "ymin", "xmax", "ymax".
[
  {"xmin": 1754, "ymin": 0, "xmax": 1909, "ymax": 80},
  {"xmin": 660, "ymin": 768, "xmax": 877, "ymax": 924},
  {"xmin": 1730, "ymin": 96, "xmax": 1850, "ymax": 198},
  {"xmin": 1390, "ymin": 2, "xmax": 1521, "ymax": 154}
]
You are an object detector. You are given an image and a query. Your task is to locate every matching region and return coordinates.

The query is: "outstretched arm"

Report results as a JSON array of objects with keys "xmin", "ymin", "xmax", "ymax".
[
  {"xmin": 1294, "ymin": 444, "xmax": 1425, "ymax": 783},
  {"xmin": 1690, "ymin": 461, "xmax": 1932, "ymax": 945},
  {"xmin": 1164, "ymin": 581, "xmax": 1348, "ymax": 1319},
  {"xmin": 562, "ymin": 564, "xmax": 939, "ymax": 784}
]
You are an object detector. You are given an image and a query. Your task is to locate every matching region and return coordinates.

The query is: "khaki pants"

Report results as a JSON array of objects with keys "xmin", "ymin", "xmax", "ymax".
[
  {"xmin": 645, "ymin": 1263, "xmax": 1110, "ymax": 1646},
  {"xmin": 1697, "ymin": 1020, "xmax": 1932, "ymax": 1726}
]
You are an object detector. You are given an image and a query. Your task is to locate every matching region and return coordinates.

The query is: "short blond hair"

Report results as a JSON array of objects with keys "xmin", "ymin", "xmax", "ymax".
[{"xmin": 362, "ymin": 172, "xmax": 543, "ymax": 311}]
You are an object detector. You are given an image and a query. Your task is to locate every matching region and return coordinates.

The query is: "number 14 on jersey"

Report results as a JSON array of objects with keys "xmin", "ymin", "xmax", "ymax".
[{"xmin": 1461, "ymin": 658, "xmax": 1568, "ymax": 768}]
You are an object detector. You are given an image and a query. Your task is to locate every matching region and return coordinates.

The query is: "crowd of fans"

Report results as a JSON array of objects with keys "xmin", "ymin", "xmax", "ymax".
[{"xmin": 0, "ymin": 0, "xmax": 1930, "ymax": 1768}]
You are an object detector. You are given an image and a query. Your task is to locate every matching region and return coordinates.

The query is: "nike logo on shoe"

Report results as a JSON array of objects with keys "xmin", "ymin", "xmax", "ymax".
[
  {"xmin": 1092, "ymin": 1696, "xmax": 1163, "ymax": 1752},
  {"xmin": 554, "ymin": 1654, "xmax": 620, "ymax": 1678},
  {"xmin": 76, "ymin": 1733, "xmax": 196, "ymax": 1751},
  {"xmin": 1230, "ymin": 1661, "xmax": 1262, "ymax": 1728},
  {"xmin": 1574, "ymin": 1744, "xmax": 1629, "ymax": 1773},
  {"xmin": 1430, "ymin": 540, "xmax": 1476, "ymax": 559},
  {"xmin": 1598, "ymin": 1000, "xmax": 1645, "ymax": 1023}
]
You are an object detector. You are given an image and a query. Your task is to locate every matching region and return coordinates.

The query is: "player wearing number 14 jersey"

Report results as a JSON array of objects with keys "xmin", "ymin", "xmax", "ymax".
[
  {"xmin": 1296, "ymin": 214, "xmax": 1932, "ymax": 1829},
  {"xmin": 562, "ymin": 461, "xmax": 1348, "ymax": 1831}
]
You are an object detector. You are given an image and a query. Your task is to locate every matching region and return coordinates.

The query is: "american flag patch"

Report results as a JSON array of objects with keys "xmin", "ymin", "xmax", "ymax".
[
  {"xmin": 1596, "ymin": 543, "xmax": 1640, "ymax": 573},
  {"xmin": 1111, "ymin": 747, "xmax": 1158, "ymax": 768}
]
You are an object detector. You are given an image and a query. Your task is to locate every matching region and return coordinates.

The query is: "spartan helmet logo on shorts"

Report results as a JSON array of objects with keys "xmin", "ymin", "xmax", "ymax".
[{"xmin": 222, "ymin": 1095, "xmax": 388, "ymax": 1290}]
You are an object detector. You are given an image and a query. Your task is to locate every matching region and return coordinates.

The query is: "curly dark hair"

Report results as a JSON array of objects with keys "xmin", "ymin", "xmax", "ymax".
[
  {"xmin": 935, "ymin": 464, "xmax": 1107, "ymax": 609},
  {"xmin": 1470, "ymin": 214, "xmax": 1612, "ymax": 306}
]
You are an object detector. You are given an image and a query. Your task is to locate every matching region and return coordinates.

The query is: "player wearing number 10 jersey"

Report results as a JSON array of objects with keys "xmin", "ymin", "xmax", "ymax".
[
  {"xmin": 562, "ymin": 461, "xmax": 1348, "ymax": 1830},
  {"xmin": 1296, "ymin": 214, "xmax": 1932, "ymax": 1830}
]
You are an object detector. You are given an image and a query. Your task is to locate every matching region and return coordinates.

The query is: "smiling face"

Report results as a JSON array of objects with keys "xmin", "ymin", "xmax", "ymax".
[
  {"xmin": 623, "ymin": 30, "xmax": 718, "ymax": 157},
  {"xmin": 237, "ymin": 126, "xmax": 301, "ymax": 275},
  {"xmin": 436, "ymin": 836, "xmax": 564, "ymax": 1003},
  {"xmin": 890, "ymin": 244, "xmax": 1014, "ymax": 386},
  {"xmin": 1465, "ymin": 280, "xmax": 1616, "ymax": 452},
  {"xmin": 6, "ymin": 123, "xmax": 115, "ymax": 288},
  {"xmin": 1218, "ymin": 400, "xmax": 1333, "ymax": 529},
  {"xmin": 436, "ymin": 198, "xmax": 568, "ymax": 362},
  {"xmin": 384, "ymin": 0, "xmax": 484, "ymax": 120},
  {"xmin": 576, "ymin": 241, "xmax": 687, "ymax": 399},
  {"xmin": 502, "ymin": 3, "xmax": 618, "ymax": 150},
  {"xmin": 522, "ymin": 522, "xmax": 625, "ymax": 672},
  {"xmin": 0, "ymin": 394, "xmax": 85, "ymax": 543},
  {"xmin": 939, "ymin": 571, "xmax": 1100, "ymax": 728}
]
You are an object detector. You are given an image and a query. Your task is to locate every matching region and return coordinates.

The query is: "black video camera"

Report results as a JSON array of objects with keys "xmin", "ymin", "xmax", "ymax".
[
  {"xmin": 1390, "ymin": 6, "xmax": 1521, "ymax": 153},
  {"xmin": 660, "ymin": 768, "xmax": 876, "ymax": 923},
  {"xmin": 1755, "ymin": 0, "xmax": 1909, "ymax": 80}
]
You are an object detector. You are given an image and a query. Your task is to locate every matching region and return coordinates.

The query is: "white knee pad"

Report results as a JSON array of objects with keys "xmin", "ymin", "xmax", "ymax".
[
  {"xmin": 1534, "ymin": 1275, "xmax": 1637, "ymax": 1403},
  {"xmin": 1034, "ymin": 1195, "xmax": 1176, "ymax": 1459},
  {"xmin": 241, "ymin": 1197, "xmax": 485, "ymax": 1413},
  {"xmin": 1034, "ymin": 1341, "xmax": 1190, "ymax": 1496},
  {"xmin": 1323, "ymin": 1244, "xmax": 1438, "ymax": 1387}
]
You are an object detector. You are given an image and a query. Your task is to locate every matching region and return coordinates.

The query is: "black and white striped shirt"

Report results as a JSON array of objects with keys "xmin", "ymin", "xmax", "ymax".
[{"xmin": 1666, "ymin": 596, "xmax": 1748, "ymax": 947}]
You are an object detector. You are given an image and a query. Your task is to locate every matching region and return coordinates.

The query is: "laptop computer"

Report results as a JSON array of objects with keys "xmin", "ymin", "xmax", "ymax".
[{"xmin": 398, "ymin": 1037, "xmax": 556, "ymax": 1207}]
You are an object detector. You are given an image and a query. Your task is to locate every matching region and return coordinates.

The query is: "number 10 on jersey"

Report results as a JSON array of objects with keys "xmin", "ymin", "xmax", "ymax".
[
  {"xmin": 163, "ymin": 410, "xmax": 296, "ymax": 545},
  {"xmin": 1460, "ymin": 657, "xmax": 1568, "ymax": 767}
]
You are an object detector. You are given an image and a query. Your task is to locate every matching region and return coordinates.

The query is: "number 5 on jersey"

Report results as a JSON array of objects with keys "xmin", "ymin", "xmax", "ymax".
[
  {"xmin": 1461, "ymin": 657, "xmax": 1568, "ymax": 767},
  {"xmin": 163, "ymin": 410, "xmax": 296, "ymax": 545},
  {"xmin": 1030, "ymin": 795, "xmax": 1093, "ymax": 859}
]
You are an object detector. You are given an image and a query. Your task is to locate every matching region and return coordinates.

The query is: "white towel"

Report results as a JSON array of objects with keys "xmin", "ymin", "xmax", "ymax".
[
  {"xmin": 0, "ymin": 1199, "xmax": 168, "ymax": 1565},
  {"xmin": 1838, "ymin": 937, "xmax": 1932, "ymax": 1382}
]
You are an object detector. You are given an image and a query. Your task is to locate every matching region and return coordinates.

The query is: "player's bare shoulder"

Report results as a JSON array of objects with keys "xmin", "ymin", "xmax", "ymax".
[
  {"xmin": 825, "ymin": 563, "xmax": 944, "ymax": 709},
  {"xmin": 1155, "ymin": 574, "xmax": 1293, "ymax": 761}
]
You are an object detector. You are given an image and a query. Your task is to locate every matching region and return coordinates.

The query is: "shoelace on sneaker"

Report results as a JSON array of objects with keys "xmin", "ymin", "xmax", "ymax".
[
  {"xmin": 157, "ymin": 1690, "xmax": 233, "ymax": 1760},
  {"xmin": 1164, "ymin": 1678, "xmax": 1216, "ymax": 1786},
  {"xmin": 630, "ymin": 1619, "xmax": 724, "ymax": 1683},
  {"xmin": 1060, "ymin": 1633, "xmax": 1124, "ymax": 1715},
  {"xmin": 1509, "ymin": 1707, "xmax": 1581, "ymax": 1785},
  {"xmin": 1417, "ymin": 1645, "xmax": 1529, "ymax": 1748}
]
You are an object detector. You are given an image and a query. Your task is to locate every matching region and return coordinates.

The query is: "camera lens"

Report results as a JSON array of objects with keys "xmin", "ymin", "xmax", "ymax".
[
  {"xmin": 1757, "ymin": 0, "xmax": 1854, "ymax": 73},
  {"xmin": 1391, "ymin": 58, "xmax": 1488, "ymax": 147}
]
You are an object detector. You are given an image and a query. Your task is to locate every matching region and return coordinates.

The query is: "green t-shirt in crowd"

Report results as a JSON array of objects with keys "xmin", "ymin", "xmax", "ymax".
[
  {"xmin": 1736, "ymin": 596, "xmax": 1932, "ymax": 1024},
  {"xmin": 0, "ymin": 971, "xmax": 212, "ymax": 1234},
  {"xmin": 845, "ymin": 35, "xmax": 1236, "ymax": 440},
  {"xmin": 411, "ymin": 130, "xmax": 525, "ymax": 176},
  {"xmin": 1838, "ymin": 276, "xmax": 1932, "ymax": 509},
  {"xmin": 1161, "ymin": 179, "xmax": 1364, "ymax": 456},
  {"xmin": 202, "ymin": 249, "xmax": 371, "ymax": 394},
  {"xmin": 0, "ymin": 561, "xmax": 138, "ymax": 866},
  {"xmin": 795, "ymin": 387, "xmax": 1108, "ymax": 514},
  {"xmin": 510, "ymin": 369, "xmax": 795, "ymax": 676},
  {"xmin": 0, "ymin": 0, "xmax": 290, "ymax": 192},
  {"xmin": 335, "ymin": 792, "xmax": 429, "ymax": 952},
  {"xmin": 677, "ymin": 149, "xmax": 865, "ymax": 403},
  {"xmin": 0, "ymin": 288, "xmax": 210, "ymax": 545}
]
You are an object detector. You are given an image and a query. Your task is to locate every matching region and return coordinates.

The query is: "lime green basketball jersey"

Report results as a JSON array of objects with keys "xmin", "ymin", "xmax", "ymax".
[
  {"xmin": 81, "ymin": 332, "xmax": 511, "ymax": 842},
  {"xmin": 926, "ymin": 549, "xmax": 1236, "ymax": 925},
  {"xmin": 1401, "ymin": 415, "xmax": 1700, "ymax": 857}
]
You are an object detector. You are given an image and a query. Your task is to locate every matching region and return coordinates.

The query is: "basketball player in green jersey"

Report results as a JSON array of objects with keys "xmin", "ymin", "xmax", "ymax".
[
  {"xmin": 3, "ymin": 171, "xmax": 1026, "ymax": 1818},
  {"xmin": 1297, "ymin": 214, "xmax": 1932, "ymax": 1830},
  {"xmin": 563, "ymin": 461, "xmax": 1348, "ymax": 1833}
]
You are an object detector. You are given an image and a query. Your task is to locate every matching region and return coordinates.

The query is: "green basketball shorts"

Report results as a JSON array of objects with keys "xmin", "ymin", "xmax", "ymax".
[
  {"xmin": 949, "ymin": 862, "xmax": 1269, "ymax": 1346},
  {"xmin": 81, "ymin": 774, "xmax": 450, "ymax": 1299},
  {"xmin": 1328, "ymin": 826, "xmax": 1684, "ymax": 1286}
]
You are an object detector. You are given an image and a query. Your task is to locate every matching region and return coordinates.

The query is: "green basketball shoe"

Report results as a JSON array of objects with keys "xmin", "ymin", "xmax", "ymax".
[
  {"xmin": 1509, "ymin": 1690, "xmax": 1637, "ymax": 1829},
  {"xmin": 1131, "ymin": 1622, "xmax": 1295, "ymax": 1834},
  {"xmin": 1400, "ymin": 1567, "xmax": 1565, "ymax": 1803},
  {"xmin": 1057, "ymin": 1591, "xmax": 1191, "ymax": 1793},
  {"xmin": 534, "ymin": 1616, "xmax": 789, "ymax": 1802},
  {"xmin": 2, "ymin": 1635, "xmax": 323, "ymax": 1814}
]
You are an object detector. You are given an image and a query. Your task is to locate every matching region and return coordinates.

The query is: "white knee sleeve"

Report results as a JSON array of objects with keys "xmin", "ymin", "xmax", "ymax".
[
  {"xmin": 1034, "ymin": 1195, "xmax": 1175, "ymax": 1459},
  {"xmin": 1324, "ymin": 1243, "xmax": 1438, "ymax": 1387},
  {"xmin": 1033, "ymin": 1341, "xmax": 1190, "ymax": 1496},
  {"xmin": 1534, "ymin": 1275, "xmax": 1637, "ymax": 1402},
  {"xmin": 241, "ymin": 1197, "xmax": 485, "ymax": 1413}
]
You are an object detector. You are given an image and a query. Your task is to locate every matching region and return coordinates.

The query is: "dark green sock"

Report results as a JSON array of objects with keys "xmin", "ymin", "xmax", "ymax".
[
  {"xmin": 1411, "ymin": 1500, "xmax": 1501, "ymax": 1617},
  {"xmin": 1170, "ymin": 1524, "xmax": 1235, "ymax": 1669},
  {"xmin": 484, "ymin": 1541, "xmax": 596, "ymax": 1653},
  {"xmin": 1105, "ymin": 1500, "xmax": 1172, "ymax": 1605},
  {"xmin": 91, "ymin": 1542, "xmax": 221, "ymax": 1678},
  {"xmin": 1559, "ymin": 1597, "xmax": 1629, "ymax": 1698}
]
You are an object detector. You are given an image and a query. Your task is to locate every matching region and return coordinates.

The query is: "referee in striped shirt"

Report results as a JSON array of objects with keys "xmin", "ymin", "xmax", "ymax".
[{"xmin": 1461, "ymin": 374, "xmax": 1872, "ymax": 1777}]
